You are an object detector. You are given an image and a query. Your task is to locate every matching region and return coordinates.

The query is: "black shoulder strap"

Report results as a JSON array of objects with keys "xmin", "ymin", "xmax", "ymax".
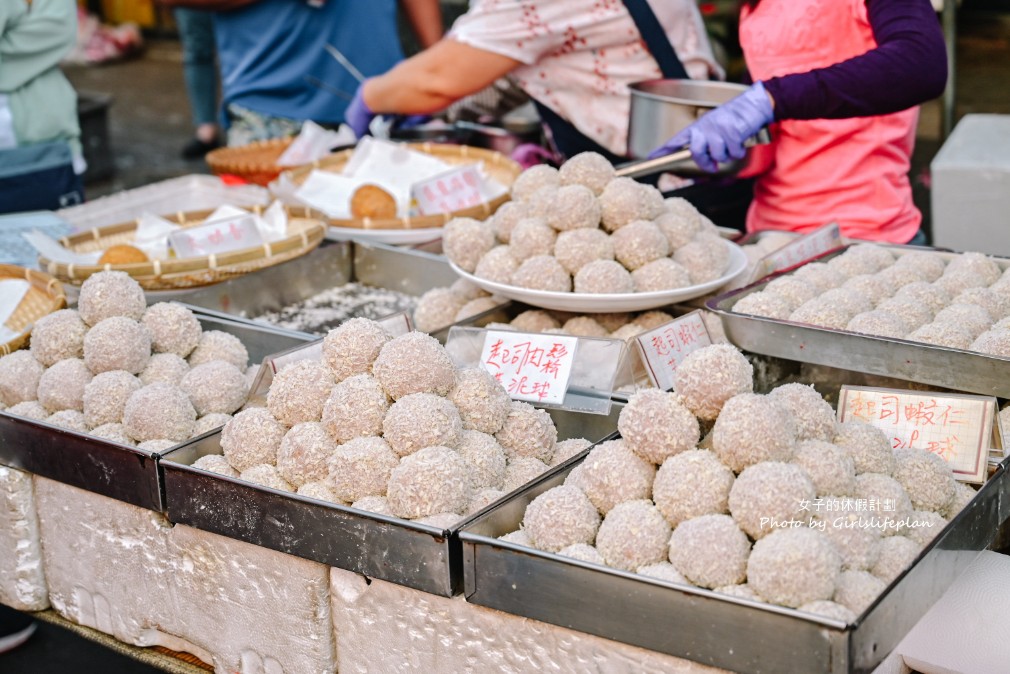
[{"xmin": 621, "ymin": 0, "xmax": 690, "ymax": 80}]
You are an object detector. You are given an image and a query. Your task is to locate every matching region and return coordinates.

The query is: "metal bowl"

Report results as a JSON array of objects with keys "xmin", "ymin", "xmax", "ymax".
[{"xmin": 627, "ymin": 79, "xmax": 752, "ymax": 175}]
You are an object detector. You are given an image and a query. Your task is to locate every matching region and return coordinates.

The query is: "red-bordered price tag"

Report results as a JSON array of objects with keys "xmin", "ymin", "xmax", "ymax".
[
  {"xmin": 479, "ymin": 331, "xmax": 578, "ymax": 405},
  {"xmin": 169, "ymin": 214, "xmax": 263, "ymax": 258},
  {"xmin": 411, "ymin": 165, "xmax": 484, "ymax": 215},
  {"xmin": 634, "ymin": 311, "xmax": 711, "ymax": 391}
]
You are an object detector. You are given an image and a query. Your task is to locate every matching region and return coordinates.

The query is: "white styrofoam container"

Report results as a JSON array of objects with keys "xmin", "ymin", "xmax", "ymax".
[
  {"xmin": 34, "ymin": 477, "xmax": 336, "ymax": 674},
  {"xmin": 0, "ymin": 466, "xmax": 48, "ymax": 611},
  {"xmin": 931, "ymin": 114, "xmax": 1010, "ymax": 257},
  {"xmin": 57, "ymin": 175, "xmax": 270, "ymax": 232}
]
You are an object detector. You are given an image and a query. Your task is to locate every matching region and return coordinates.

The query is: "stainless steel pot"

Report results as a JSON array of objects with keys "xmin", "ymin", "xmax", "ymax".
[{"xmin": 627, "ymin": 79, "xmax": 753, "ymax": 175}]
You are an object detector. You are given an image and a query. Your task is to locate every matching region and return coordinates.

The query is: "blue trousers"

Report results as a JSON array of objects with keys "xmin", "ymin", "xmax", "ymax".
[{"xmin": 174, "ymin": 8, "xmax": 218, "ymax": 128}]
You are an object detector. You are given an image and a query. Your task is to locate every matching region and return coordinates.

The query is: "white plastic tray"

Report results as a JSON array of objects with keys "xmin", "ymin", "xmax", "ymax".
[{"xmin": 324, "ymin": 226, "xmax": 444, "ymax": 246}]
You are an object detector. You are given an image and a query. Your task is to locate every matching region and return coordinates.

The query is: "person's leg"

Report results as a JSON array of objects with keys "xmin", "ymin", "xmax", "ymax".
[
  {"xmin": 174, "ymin": 7, "xmax": 220, "ymax": 157},
  {"xmin": 0, "ymin": 604, "xmax": 36, "ymax": 654},
  {"xmin": 906, "ymin": 229, "xmax": 928, "ymax": 246}
]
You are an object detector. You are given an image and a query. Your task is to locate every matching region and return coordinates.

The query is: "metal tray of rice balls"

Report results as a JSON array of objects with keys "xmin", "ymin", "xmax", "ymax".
[
  {"xmin": 708, "ymin": 244, "xmax": 1010, "ymax": 398},
  {"xmin": 0, "ymin": 314, "xmax": 310, "ymax": 512},
  {"xmin": 459, "ymin": 454, "xmax": 1010, "ymax": 674},
  {"xmin": 180, "ymin": 239, "xmax": 463, "ymax": 338},
  {"xmin": 158, "ymin": 404, "xmax": 621, "ymax": 597}
]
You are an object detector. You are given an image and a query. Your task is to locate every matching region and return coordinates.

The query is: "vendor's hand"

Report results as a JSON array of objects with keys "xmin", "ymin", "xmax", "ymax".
[
  {"xmin": 345, "ymin": 81, "xmax": 377, "ymax": 138},
  {"xmin": 648, "ymin": 82, "xmax": 775, "ymax": 173}
]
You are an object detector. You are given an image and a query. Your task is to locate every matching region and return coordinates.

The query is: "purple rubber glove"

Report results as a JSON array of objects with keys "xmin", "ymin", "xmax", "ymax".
[
  {"xmin": 345, "ymin": 80, "xmax": 376, "ymax": 138},
  {"xmin": 648, "ymin": 81, "xmax": 775, "ymax": 172}
]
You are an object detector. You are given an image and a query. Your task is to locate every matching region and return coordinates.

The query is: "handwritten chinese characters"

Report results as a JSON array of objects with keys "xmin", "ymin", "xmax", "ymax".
[
  {"xmin": 479, "ymin": 331, "xmax": 578, "ymax": 405},
  {"xmin": 838, "ymin": 385, "xmax": 997, "ymax": 483},
  {"xmin": 168, "ymin": 215, "xmax": 263, "ymax": 258},
  {"xmin": 412, "ymin": 165, "xmax": 485, "ymax": 215},
  {"xmin": 635, "ymin": 311, "xmax": 712, "ymax": 391}
]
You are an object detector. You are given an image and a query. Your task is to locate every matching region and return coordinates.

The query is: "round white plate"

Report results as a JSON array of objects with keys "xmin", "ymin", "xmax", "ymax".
[
  {"xmin": 450, "ymin": 240, "xmax": 748, "ymax": 313},
  {"xmin": 324, "ymin": 226, "xmax": 444, "ymax": 246}
]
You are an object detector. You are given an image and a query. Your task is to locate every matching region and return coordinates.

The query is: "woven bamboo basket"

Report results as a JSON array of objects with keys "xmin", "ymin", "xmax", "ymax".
[
  {"xmin": 205, "ymin": 137, "xmax": 295, "ymax": 186},
  {"xmin": 279, "ymin": 142, "xmax": 523, "ymax": 230},
  {"xmin": 38, "ymin": 205, "xmax": 327, "ymax": 290},
  {"xmin": 0, "ymin": 265, "xmax": 66, "ymax": 356}
]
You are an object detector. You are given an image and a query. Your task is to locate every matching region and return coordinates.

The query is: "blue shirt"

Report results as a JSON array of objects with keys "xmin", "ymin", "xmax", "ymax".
[{"xmin": 214, "ymin": 0, "xmax": 404, "ymax": 126}]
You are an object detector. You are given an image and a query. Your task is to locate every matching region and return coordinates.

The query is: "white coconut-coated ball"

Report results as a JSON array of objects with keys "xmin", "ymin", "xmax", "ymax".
[
  {"xmin": 595, "ymin": 500, "xmax": 671, "ymax": 571},
  {"xmin": 599, "ymin": 178, "xmax": 664, "ymax": 232},
  {"xmin": 492, "ymin": 200, "xmax": 534, "ymax": 243},
  {"xmin": 716, "ymin": 584, "xmax": 762, "ymax": 601},
  {"xmin": 276, "ymin": 421, "xmax": 337, "ymax": 487},
  {"xmin": 414, "ymin": 512, "xmax": 462, "ymax": 528},
  {"xmin": 123, "ymin": 383, "xmax": 196, "ymax": 443},
  {"xmin": 47, "ymin": 409, "xmax": 88, "ymax": 432},
  {"xmin": 372, "ymin": 331, "xmax": 456, "ymax": 400},
  {"xmin": 834, "ymin": 420, "xmax": 894, "ymax": 475},
  {"xmin": 619, "ymin": 389, "xmax": 699, "ymax": 464},
  {"xmin": 449, "ymin": 367, "xmax": 511, "ymax": 435},
  {"xmin": 297, "ymin": 481, "xmax": 341, "ymax": 504},
  {"xmin": 501, "ymin": 456, "xmax": 551, "ymax": 493},
  {"xmin": 631, "ymin": 311, "xmax": 674, "ymax": 331},
  {"xmin": 387, "ymin": 445, "xmax": 471, "ymax": 519},
  {"xmin": 137, "ymin": 439, "xmax": 177, "ymax": 452},
  {"xmin": 871, "ymin": 535, "xmax": 920, "ymax": 584},
  {"xmin": 610, "ymin": 220, "xmax": 670, "ymax": 271},
  {"xmin": 551, "ymin": 438, "xmax": 591, "ymax": 466},
  {"xmin": 905, "ymin": 510, "xmax": 947, "ymax": 547},
  {"xmin": 510, "ymin": 310, "xmax": 560, "ymax": 333},
  {"xmin": 653, "ymin": 449, "xmax": 734, "ymax": 527},
  {"xmin": 893, "ymin": 250, "xmax": 947, "ymax": 281},
  {"xmin": 383, "ymin": 393, "xmax": 462, "ymax": 457},
  {"xmin": 455, "ymin": 297, "xmax": 501, "ymax": 322},
  {"xmin": 188, "ymin": 330, "xmax": 249, "ymax": 372},
  {"xmin": 38, "ymin": 358, "xmax": 92, "ymax": 412},
  {"xmin": 240, "ymin": 464, "xmax": 293, "ymax": 492},
  {"xmin": 793, "ymin": 263, "xmax": 847, "ymax": 292},
  {"xmin": 654, "ymin": 212, "xmax": 700, "ymax": 250},
  {"xmin": 443, "ymin": 217, "xmax": 495, "ymax": 273},
  {"xmin": 799, "ymin": 600, "xmax": 857, "ymax": 624},
  {"xmin": 789, "ymin": 299, "xmax": 854, "ymax": 330},
  {"xmin": 971, "ymin": 330, "xmax": 1010, "ymax": 357},
  {"xmin": 467, "ymin": 488, "xmax": 505, "ymax": 514},
  {"xmin": 510, "ymin": 218, "xmax": 557, "ymax": 261},
  {"xmin": 193, "ymin": 413, "xmax": 232, "ymax": 436},
  {"xmin": 522, "ymin": 484, "xmax": 600, "ymax": 553},
  {"xmin": 669, "ymin": 514, "xmax": 750, "ymax": 589},
  {"xmin": 815, "ymin": 499, "xmax": 881, "ymax": 571},
  {"xmin": 512, "ymin": 164, "xmax": 561, "ymax": 202},
  {"xmin": 267, "ymin": 360, "xmax": 334, "ymax": 425},
  {"xmin": 83, "ymin": 370, "xmax": 142, "ymax": 427},
  {"xmin": 574, "ymin": 260, "xmax": 634, "ymax": 294},
  {"xmin": 495, "ymin": 401, "xmax": 557, "ymax": 463},
  {"xmin": 767, "ymin": 383, "xmax": 835, "ymax": 443},
  {"xmin": 7, "ymin": 400, "xmax": 48, "ymax": 420},
  {"xmin": 142, "ymin": 302, "xmax": 202, "ymax": 358},
  {"xmin": 876, "ymin": 297, "xmax": 932, "ymax": 332},
  {"xmin": 321, "ymin": 373, "xmax": 388, "ymax": 444},
  {"xmin": 908, "ymin": 322, "xmax": 974, "ymax": 350},
  {"xmin": 558, "ymin": 543, "xmax": 605, "ymax": 565},
  {"xmin": 748, "ymin": 527, "xmax": 840, "ymax": 608},
  {"xmin": 842, "ymin": 274, "xmax": 894, "ymax": 306},
  {"xmin": 413, "ymin": 288, "xmax": 467, "ymax": 333},
  {"xmin": 854, "ymin": 473, "xmax": 913, "ymax": 535},
  {"xmin": 764, "ymin": 276, "xmax": 819, "ymax": 312},
  {"xmin": 180, "ymin": 360, "xmax": 247, "ymax": 416},
  {"xmin": 84, "ymin": 316, "xmax": 151, "ymax": 375},
  {"xmin": 321, "ymin": 319, "xmax": 389, "ymax": 385},
  {"xmin": 828, "ymin": 252, "xmax": 878, "ymax": 278},
  {"xmin": 846, "ymin": 310, "xmax": 909, "ymax": 338},
  {"xmin": 893, "ymin": 282, "xmax": 950, "ymax": 315},
  {"xmin": 90, "ymin": 423, "xmax": 135, "ymax": 446},
  {"xmin": 934, "ymin": 303, "xmax": 994, "ymax": 338},
  {"xmin": 638, "ymin": 562, "xmax": 689, "ymax": 585},
  {"xmin": 567, "ymin": 439, "xmax": 655, "ymax": 514},
  {"xmin": 631, "ymin": 258, "xmax": 691, "ymax": 293},
  {"xmin": 673, "ymin": 233, "xmax": 730, "ymax": 284},
  {"xmin": 712, "ymin": 393, "xmax": 796, "ymax": 473},
  {"xmin": 819, "ymin": 288, "xmax": 873, "ymax": 317},
  {"xmin": 0, "ymin": 351, "xmax": 42, "ymax": 407},
  {"xmin": 139, "ymin": 353, "xmax": 190, "ymax": 386},
  {"xmin": 947, "ymin": 251, "xmax": 1001, "ymax": 285},
  {"xmin": 793, "ymin": 441, "xmax": 856, "ymax": 497},
  {"xmin": 943, "ymin": 481, "xmax": 977, "ymax": 519},
  {"xmin": 934, "ymin": 268, "xmax": 987, "ymax": 298},
  {"xmin": 554, "ymin": 228, "xmax": 614, "ymax": 276},
  {"xmin": 326, "ymin": 436, "xmax": 398, "ymax": 503},
  {"xmin": 192, "ymin": 454, "xmax": 239, "ymax": 478},
  {"xmin": 457, "ymin": 430, "xmax": 507, "ymax": 491},
  {"xmin": 732, "ymin": 292, "xmax": 791, "ymax": 319},
  {"xmin": 560, "ymin": 316, "xmax": 608, "ymax": 337},
  {"xmin": 729, "ymin": 461, "xmax": 816, "ymax": 539},
  {"xmin": 450, "ymin": 278, "xmax": 487, "ymax": 302},
  {"xmin": 511, "ymin": 255, "xmax": 572, "ymax": 292},
  {"xmin": 547, "ymin": 183, "xmax": 602, "ymax": 231},
  {"xmin": 674, "ymin": 344, "xmax": 753, "ymax": 421},
  {"xmin": 474, "ymin": 245, "xmax": 520, "ymax": 285},
  {"xmin": 220, "ymin": 407, "xmax": 286, "ymax": 472},
  {"xmin": 77, "ymin": 271, "xmax": 146, "ymax": 326},
  {"xmin": 30, "ymin": 309, "xmax": 87, "ymax": 366},
  {"xmin": 834, "ymin": 570, "xmax": 886, "ymax": 615},
  {"xmin": 558, "ymin": 152, "xmax": 614, "ymax": 195},
  {"xmin": 892, "ymin": 448, "xmax": 955, "ymax": 512},
  {"xmin": 352, "ymin": 495, "xmax": 392, "ymax": 516}
]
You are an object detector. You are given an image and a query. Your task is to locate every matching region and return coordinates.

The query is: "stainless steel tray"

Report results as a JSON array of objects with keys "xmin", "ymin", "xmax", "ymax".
[
  {"xmin": 708, "ymin": 247, "xmax": 1010, "ymax": 398},
  {"xmin": 0, "ymin": 316, "xmax": 310, "ymax": 512},
  {"xmin": 159, "ymin": 405, "xmax": 621, "ymax": 597},
  {"xmin": 181, "ymin": 240, "xmax": 461, "ymax": 337},
  {"xmin": 460, "ymin": 456, "xmax": 1008, "ymax": 674}
]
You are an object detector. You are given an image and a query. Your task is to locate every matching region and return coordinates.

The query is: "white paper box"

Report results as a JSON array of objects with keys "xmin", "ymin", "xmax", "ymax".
[
  {"xmin": 35, "ymin": 477, "xmax": 335, "ymax": 674},
  {"xmin": 0, "ymin": 466, "xmax": 48, "ymax": 611}
]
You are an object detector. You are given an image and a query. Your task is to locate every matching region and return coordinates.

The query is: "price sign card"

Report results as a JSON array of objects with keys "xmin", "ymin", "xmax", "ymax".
[
  {"xmin": 837, "ymin": 385, "xmax": 1000, "ymax": 484},
  {"xmin": 479, "ymin": 331, "xmax": 578, "ymax": 405},
  {"xmin": 634, "ymin": 311, "xmax": 712, "ymax": 391},
  {"xmin": 169, "ymin": 214, "xmax": 263, "ymax": 258},
  {"xmin": 411, "ymin": 164, "xmax": 484, "ymax": 215},
  {"xmin": 750, "ymin": 222, "xmax": 843, "ymax": 282}
]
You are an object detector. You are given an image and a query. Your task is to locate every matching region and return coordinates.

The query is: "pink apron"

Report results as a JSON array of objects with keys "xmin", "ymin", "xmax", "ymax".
[{"xmin": 740, "ymin": 0, "xmax": 921, "ymax": 243}]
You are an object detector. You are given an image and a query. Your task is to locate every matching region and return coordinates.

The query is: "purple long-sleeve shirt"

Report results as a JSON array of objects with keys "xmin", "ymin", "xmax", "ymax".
[{"xmin": 761, "ymin": 0, "xmax": 948, "ymax": 120}]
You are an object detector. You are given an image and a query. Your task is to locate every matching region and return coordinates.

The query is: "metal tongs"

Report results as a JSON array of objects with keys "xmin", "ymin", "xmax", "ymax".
[{"xmin": 614, "ymin": 127, "xmax": 772, "ymax": 179}]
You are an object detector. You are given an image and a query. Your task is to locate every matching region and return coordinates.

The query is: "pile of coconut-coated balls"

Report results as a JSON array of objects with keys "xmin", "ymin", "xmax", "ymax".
[
  {"xmin": 207, "ymin": 318, "xmax": 590, "ymax": 526},
  {"xmin": 0, "ymin": 271, "xmax": 253, "ymax": 449},
  {"xmin": 734, "ymin": 245, "xmax": 1010, "ymax": 356},
  {"xmin": 442, "ymin": 152, "xmax": 732, "ymax": 295},
  {"xmin": 501, "ymin": 343, "xmax": 975, "ymax": 622}
]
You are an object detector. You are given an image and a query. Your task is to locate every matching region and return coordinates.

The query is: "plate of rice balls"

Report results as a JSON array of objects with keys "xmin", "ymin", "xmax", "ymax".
[{"xmin": 442, "ymin": 152, "xmax": 748, "ymax": 313}]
